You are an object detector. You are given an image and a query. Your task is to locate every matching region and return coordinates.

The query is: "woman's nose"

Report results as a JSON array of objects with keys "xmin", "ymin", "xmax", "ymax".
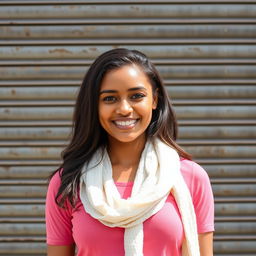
[{"xmin": 116, "ymin": 99, "xmax": 132, "ymax": 115}]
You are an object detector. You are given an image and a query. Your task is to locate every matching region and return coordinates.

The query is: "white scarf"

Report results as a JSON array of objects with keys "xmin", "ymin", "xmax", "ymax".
[{"xmin": 80, "ymin": 139, "xmax": 200, "ymax": 256}]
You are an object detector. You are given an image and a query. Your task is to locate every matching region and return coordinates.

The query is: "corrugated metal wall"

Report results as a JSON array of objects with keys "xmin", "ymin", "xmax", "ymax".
[{"xmin": 0, "ymin": 0, "xmax": 255, "ymax": 255}]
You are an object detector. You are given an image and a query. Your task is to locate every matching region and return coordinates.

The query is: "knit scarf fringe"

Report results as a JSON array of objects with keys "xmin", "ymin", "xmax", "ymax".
[{"xmin": 80, "ymin": 139, "xmax": 200, "ymax": 256}]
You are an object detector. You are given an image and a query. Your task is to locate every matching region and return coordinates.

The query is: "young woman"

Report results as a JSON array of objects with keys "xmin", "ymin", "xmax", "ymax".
[{"xmin": 46, "ymin": 48, "xmax": 214, "ymax": 256}]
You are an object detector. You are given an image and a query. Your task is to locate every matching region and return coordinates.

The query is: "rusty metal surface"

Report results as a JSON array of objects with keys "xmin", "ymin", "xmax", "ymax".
[
  {"xmin": 1, "ymin": 25, "xmax": 256, "ymax": 39},
  {"xmin": 0, "ymin": 242, "xmax": 45, "ymax": 254},
  {"xmin": 167, "ymin": 85, "xmax": 256, "ymax": 99},
  {"xmin": 1, "ymin": 4, "xmax": 256, "ymax": 19},
  {"xmin": 175, "ymin": 106, "xmax": 256, "ymax": 119},
  {"xmin": 212, "ymin": 184, "xmax": 256, "ymax": 197},
  {"xmin": 204, "ymin": 164, "xmax": 256, "ymax": 178},
  {"xmin": 179, "ymin": 126, "xmax": 256, "ymax": 139},
  {"xmin": 0, "ymin": 166, "xmax": 55, "ymax": 179},
  {"xmin": 0, "ymin": 223, "xmax": 45, "ymax": 236},
  {"xmin": 0, "ymin": 87, "xmax": 77, "ymax": 100},
  {"xmin": 0, "ymin": 127, "xmax": 71, "ymax": 140},
  {"xmin": 215, "ymin": 202, "xmax": 256, "ymax": 216},
  {"xmin": 2, "ymin": 39, "xmax": 256, "ymax": 46},
  {"xmin": 214, "ymin": 241, "xmax": 256, "ymax": 254},
  {"xmin": 0, "ymin": 186, "xmax": 47, "ymax": 198},
  {"xmin": 0, "ymin": 147, "xmax": 62, "ymax": 160},
  {"xmin": 1, "ymin": 0, "xmax": 256, "ymax": 4},
  {"xmin": 0, "ymin": 107, "xmax": 73, "ymax": 120},
  {"xmin": 1, "ymin": 45, "xmax": 256, "ymax": 59},
  {"xmin": 0, "ymin": 204, "xmax": 44, "ymax": 217},
  {"xmin": 184, "ymin": 145, "xmax": 256, "ymax": 158},
  {"xmin": 2, "ymin": 65, "xmax": 256, "ymax": 80}
]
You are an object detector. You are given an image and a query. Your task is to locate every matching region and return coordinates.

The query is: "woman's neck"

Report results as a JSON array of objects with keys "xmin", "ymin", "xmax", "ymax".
[
  {"xmin": 107, "ymin": 136, "xmax": 146, "ymax": 182},
  {"xmin": 107, "ymin": 137, "xmax": 146, "ymax": 167}
]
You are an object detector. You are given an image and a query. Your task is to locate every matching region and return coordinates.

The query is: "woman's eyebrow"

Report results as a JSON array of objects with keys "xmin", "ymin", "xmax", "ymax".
[
  {"xmin": 99, "ymin": 90, "xmax": 117, "ymax": 95},
  {"xmin": 100, "ymin": 87, "xmax": 146, "ymax": 95},
  {"xmin": 128, "ymin": 86, "xmax": 146, "ymax": 91}
]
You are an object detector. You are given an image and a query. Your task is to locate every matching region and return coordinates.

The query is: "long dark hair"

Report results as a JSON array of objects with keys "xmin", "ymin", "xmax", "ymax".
[{"xmin": 51, "ymin": 48, "xmax": 191, "ymax": 208}]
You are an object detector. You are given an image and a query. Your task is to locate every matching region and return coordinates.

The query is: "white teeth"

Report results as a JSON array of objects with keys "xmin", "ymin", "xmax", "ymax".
[{"xmin": 115, "ymin": 120, "xmax": 137, "ymax": 126}]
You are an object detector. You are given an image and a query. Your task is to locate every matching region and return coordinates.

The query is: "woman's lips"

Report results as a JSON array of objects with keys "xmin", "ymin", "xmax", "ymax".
[{"xmin": 113, "ymin": 119, "xmax": 138, "ymax": 129}]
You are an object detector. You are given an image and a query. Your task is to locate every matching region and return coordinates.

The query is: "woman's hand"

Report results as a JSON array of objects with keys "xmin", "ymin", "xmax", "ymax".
[
  {"xmin": 47, "ymin": 244, "xmax": 75, "ymax": 256},
  {"xmin": 198, "ymin": 232, "xmax": 214, "ymax": 256}
]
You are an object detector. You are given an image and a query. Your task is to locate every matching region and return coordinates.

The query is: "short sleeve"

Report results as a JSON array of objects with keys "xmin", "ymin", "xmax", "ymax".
[
  {"xmin": 190, "ymin": 162, "xmax": 215, "ymax": 234},
  {"xmin": 45, "ymin": 171, "xmax": 74, "ymax": 245}
]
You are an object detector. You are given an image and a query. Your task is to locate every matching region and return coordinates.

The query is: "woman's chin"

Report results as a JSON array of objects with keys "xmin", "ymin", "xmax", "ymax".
[{"xmin": 108, "ymin": 133, "xmax": 146, "ymax": 145}]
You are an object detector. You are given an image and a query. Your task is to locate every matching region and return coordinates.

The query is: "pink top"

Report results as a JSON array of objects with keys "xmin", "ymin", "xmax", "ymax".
[{"xmin": 46, "ymin": 159, "xmax": 214, "ymax": 256}]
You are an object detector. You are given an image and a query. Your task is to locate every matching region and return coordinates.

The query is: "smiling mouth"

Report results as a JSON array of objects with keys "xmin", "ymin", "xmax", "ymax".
[{"xmin": 113, "ymin": 119, "xmax": 138, "ymax": 129}]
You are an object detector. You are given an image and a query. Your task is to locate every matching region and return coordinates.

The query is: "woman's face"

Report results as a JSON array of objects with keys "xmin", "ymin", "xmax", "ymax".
[{"xmin": 98, "ymin": 64, "xmax": 158, "ymax": 144}]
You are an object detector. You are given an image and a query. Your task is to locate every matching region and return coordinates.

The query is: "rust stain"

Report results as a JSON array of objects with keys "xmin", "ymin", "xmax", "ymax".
[
  {"xmin": 11, "ymin": 89, "xmax": 16, "ymax": 95},
  {"xmin": 131, "ymin": 5, "xmax": 140, "ymax": 11},
  {"xmin": 4, "ymin": 27, "xmax": 11, "ymax": 33},
  {"xmin": 41, "ymin": 148, "xmax": 49, "ymax": 155},
  {"xmin": 4, "ymin": 108, "xmax": 10, "ymax": 114},
  {"xmin": 32, "ymin": 205, "xmax": 40, "ymax": 211},
  {"xmin": 9, "ymin": 150, "xmax": 18, "ymax": 156},
  {"xmin": 84, "ymin": 26, "xmax": 95, "ymax": 33},
  {"xmin": 191, "ymin": 47, "xmax": 201, "ymax": 53},
  {"xmin": 15, "ymin": 47, "xmax": 20, "ymax": 51},
  {"xmin": 49, "ymin": 48, "xmax": 72, "ymax": 54},
  {"xmin": 46, "ymin": 129, "xmax": 52, "ymax": 134},
  {"xmin": 24, "ymin": 27, "xmax": 30, "ymax": 37},
  {"xmin": 72, "ymin": 29, "xmax": 84, "ymax": 36},
  {"xmin": 89, "ymin": 47, "xmax": 97, "ymax": 51}
]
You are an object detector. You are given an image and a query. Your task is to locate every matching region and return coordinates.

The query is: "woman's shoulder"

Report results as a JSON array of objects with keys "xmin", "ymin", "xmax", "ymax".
[
  {"xmin": 46, "ymin": 169, "xmax": 74, "ymax": 211},
  {"xmin": 47, "ymin": 169, "xmax": 62, "ymax": 194},
  {"xmin": 179, "ymin": 159, "xmax": 215, "ymax": 233},
  {"xmin": 179, "ymin": 158, "xmax": 211, "ymax": 191},
  {"xmin": 180, "ymin": 158, "xmax": 208, "ymax": 178}
]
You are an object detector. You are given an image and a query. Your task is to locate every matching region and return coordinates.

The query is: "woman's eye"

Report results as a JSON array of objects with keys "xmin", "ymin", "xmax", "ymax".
[
  {"xmin": 131, "ymin": 93, "xmax": 145, "ymax": 100},
  {"xmin": 102, "ymin": 96, "xmax": 116, "ymax": 102}
]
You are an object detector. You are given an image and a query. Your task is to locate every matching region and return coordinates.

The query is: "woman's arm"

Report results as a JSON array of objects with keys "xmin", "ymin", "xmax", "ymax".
[
  {"xmin": 46, "ymin": 173, "xmax": 75, "ymax": 255},
  {"xmin": 47, "ymin": 244, "xmax": 75, "ymax": 256},
  {"xmin": 198, "ymin": 232, "xmax": 213, "ymax": 256}
]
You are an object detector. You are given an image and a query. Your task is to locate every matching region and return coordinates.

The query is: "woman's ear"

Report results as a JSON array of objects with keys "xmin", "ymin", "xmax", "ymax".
[{"xmin": 152, "ymin": 89, "xmax": 158, "ymax": 110}]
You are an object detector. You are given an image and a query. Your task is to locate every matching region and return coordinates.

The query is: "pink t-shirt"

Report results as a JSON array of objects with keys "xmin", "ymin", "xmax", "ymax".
[{"xmin": 45, "ymin": 159, "xmax": 214, "ymax": 256}]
